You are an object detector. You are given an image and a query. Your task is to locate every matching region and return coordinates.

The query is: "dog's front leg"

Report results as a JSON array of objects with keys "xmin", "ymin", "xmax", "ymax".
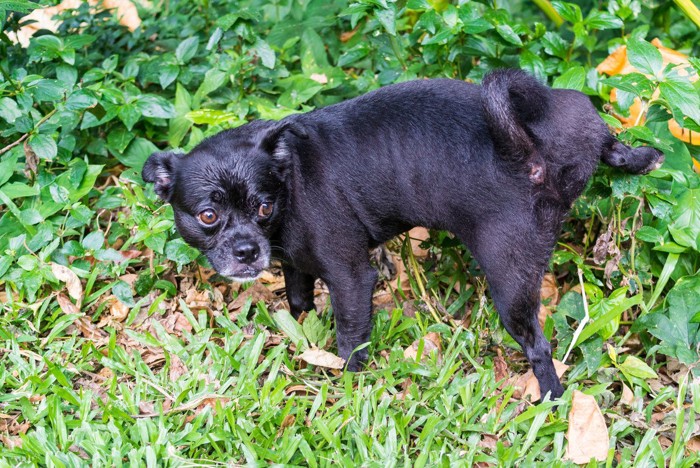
[
  {"xmin": 324, "ymin": 265, "xmax": 378, "ymax": 371},
  {"xmin": 282, "ymin": 264, "xmax": 317, "ymax": 318}
]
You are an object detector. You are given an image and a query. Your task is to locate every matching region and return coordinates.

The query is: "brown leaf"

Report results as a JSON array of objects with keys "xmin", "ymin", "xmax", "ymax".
[
  {"xmin": 478, "ymin": 434, "xmax": 498, "ymax": 451},
  {"xmin": 51, "ymin": 263, "xmax": 83, "ymax": 308},
  {"xmin": 110, "ymin": 297, "xmax": 130, "ymax": 322},
  {"xmin": 620, "ymin": 383, "xmax": 634, "ymax": 406},
  {"xmin": 56, "ymin": 293, "xmax": 80, "ymax": 315},
  {"xmin": 540, "ymin": 273, "xmax": 559, "ymax": 305},
  {"xmin": 403, "ymin": 332, "xmax": 442, "ymax": 363},
  {"xmin": 229, "ymin": 282, "xmax": 275, "ymax": 312},
  {"xmin": 564, "ymin": 390, "xmax": 610, "ymax": 464},
  {"xmin": 23, "ymin": 141, "xmax": 38, "ymax": 178},
  {"xmin": 168, "ymin": 354, "xmax": 188, "ymax": 382},
  {"xmin": 277, "ymin": 414, "xmax": 295, "ymax": 437},
  {"xmin": 688, "ymin": 435, "xmax": 700, "ymax": 454},
  {"xmin": 285, "ymin": 384, "xmax": 316, "ymax": 396},
  {"xmin": 493, "ymin": 348, "xmax": 509, "ymax": 385},
  {"xmin": 298, "ymin": 348, "xmax": 346, "ymax": 369},
  {"xmin": 513, "ymin": 359, "xmax": 568, "ymax": 401},
  {"xmin": 0, "ymin": 435, "xmax": 22, "ymax": 449}
]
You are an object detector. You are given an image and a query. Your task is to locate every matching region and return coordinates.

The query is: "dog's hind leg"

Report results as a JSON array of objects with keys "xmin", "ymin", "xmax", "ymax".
[
  {"xmin": 460, "ymin": 220, "xmax": 564, "ymax": 400},
  {"xmin": 283, "ymin": 264, "xmax": 317, "ymax": 318}
]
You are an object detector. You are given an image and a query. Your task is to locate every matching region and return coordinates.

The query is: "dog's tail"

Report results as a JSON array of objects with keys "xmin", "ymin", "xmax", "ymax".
[{"xmin": 481, "ymin": 69, "xmax": 550, "ymax": 162}]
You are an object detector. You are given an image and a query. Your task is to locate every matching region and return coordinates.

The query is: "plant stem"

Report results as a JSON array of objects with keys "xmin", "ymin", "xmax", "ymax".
[
  {"xmin": 673, "ymin": 0, "xmax": 700, "ymax": 29},
  {"xmin": 532, "ymin": 0, "xmax": 564, "ymax": 27}
]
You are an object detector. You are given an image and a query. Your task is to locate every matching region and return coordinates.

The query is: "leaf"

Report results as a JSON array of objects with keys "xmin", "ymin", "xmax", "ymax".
[
  {"xmin": 81, "ymin": 230, "xmax": 104, "ymax": 251},
  {"xmin": 495, "ymin": 24, "xmax": 522, "ymax": 46},
  {"xmin": 50, "ymin": 263, "xmax": 83, "ymax": 307},
  {"xmin": 575, "ymin": 289, "xmax": 641, "ymax": 345},
  {"xmin": 659, "ymin": 77, "xmax": 700, "ymax": 125},
  {"xmin": 164, "ymin": 238, "xmax": 199, "ymax": 268},
  {"xmin": 28, "ymin": 134, "xmax": 57, "ymax": 160},
  {"xmin": 626, "ymin": 38, "xmax": 663, "ymax": 75},
  {"xmin": 564, "ymin": 391, "xmax": 609, "ymax": 463},
  {"xmin": 553, "ymin": 66, "xmax": 586, "ymax": 91},
  {"xmin": 513, "ymin": 359, "xmax": 568, "ymax": 401},
  {"xmin": 136, "ymin": 95, "xmax": 176, "ymax": 119},
  {"xmin": 618, "ymin": 355, "xmax": 658, "ymax": 380},
  {"xmin": 668, "ymin": 188, "xmax": 700, "ymax": 251},
  {"xmin": 112, "ymin": 280, "xmax": 135, "ymax": 307},
  {"xmin": 274, "ymin": 309, "xmax": 308, "ymax": 351},
  {"xmin": 298, "ymin": 348, "xmax": 345, "ymax": 369},
  {"xmin": 185, "ymin": 109, "xmax": 241, "ymax": 126},
  {"xmin": 0, "ymin": 97, "xmax": 22, "ymax": 123},
  {"xmin": 635, "ymin": 273, "xmax": 700, "ymax": 365},
  {"xmin": 252, "ymin": 39, "xmax": 275, "ymax": 69},
  {"xmin": 175, "ymin": 37, "xmax": 199, "ymax": 64},
  {"xmin": 403, "ymin": 332, "xmax": 442, "ymax": 363}
]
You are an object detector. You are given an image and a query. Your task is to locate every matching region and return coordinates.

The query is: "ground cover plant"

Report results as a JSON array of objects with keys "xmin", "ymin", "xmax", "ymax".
[{"xmin": 1, "ymin": 0, "xmax": 699, "ymax": 465}]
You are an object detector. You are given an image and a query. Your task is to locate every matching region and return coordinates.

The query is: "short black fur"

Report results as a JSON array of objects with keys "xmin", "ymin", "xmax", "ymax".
[{"xmin": 143, "ymin": 69, "xmax": 663, "ymax": 401}]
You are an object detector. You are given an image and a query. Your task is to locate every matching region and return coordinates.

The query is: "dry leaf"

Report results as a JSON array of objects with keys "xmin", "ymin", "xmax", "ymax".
[
  {"xmin": 0, "ymin": 435, "xmax": 22, "ymax": 449},
  {"xmin": 403, "ymin": 332, "xmax": 442, "ymax": 363},
  {"xmin": 56, "ymin": 293, "xmax": 80, "ymax": 315},
  {"xmin": 110, "ymin": 298, "xmax": 130, "ymax": 322},
  {"xmin": 493, "ymin": 348, "xmax": 509, "ymax": 385},
  {"xmin": 620, "ymin": 383, "xmax": 634, "ymax": 406},
  {"xmin": 513, "ymin": 359, "xmax": 568, "ymax": 401},
  {"xmin": 168, "ymin": 354, "xmax": 188, "ymax": 382},
  {"xmin": 230, "ymin": 282, "xmax": 275, "ymax": 312},
  {"xmin": 298, "ymin": 348, "xmax": 346, "ymax": 369},
  {"xmin": 564, "ymin": 390, "xmax": 610, "ymax": 464},
  {"xmin": 277, "ymin": 414, "xmax": 295, "ymax": 437},
  {"xmin": 478, "ymin": 434, "xmax": 498, "ymax": 451},
  {"xmin": 51, "ymin": 263, "xmax": 83, "ymax": 308},
  {"xmin": 688, "ymin": 435, "xmax": 700, "ymax": 454},
  {"xmin": 23, "ymin": 141, "xmax": 38, "ymax": 178}
]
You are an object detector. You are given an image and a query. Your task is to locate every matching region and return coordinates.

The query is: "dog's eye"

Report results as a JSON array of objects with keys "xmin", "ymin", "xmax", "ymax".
[
  {"xmin": 198, "ymin": 209, "xmax": 218, "ymax": 225},
  {"xmin": 258, "ymin": 202, "xmax": 273, "ymax": 218}
]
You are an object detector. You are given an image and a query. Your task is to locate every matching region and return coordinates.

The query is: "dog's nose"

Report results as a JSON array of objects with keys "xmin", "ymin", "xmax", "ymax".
[{"xmin": 233, "ymin": 241, "xmax": 259, "ymax": 264}]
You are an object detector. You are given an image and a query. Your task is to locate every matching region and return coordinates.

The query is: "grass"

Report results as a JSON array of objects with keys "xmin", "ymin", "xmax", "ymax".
[{"xmin": 1, "ymin": 261, "xmax": 698, "ymax": 466}]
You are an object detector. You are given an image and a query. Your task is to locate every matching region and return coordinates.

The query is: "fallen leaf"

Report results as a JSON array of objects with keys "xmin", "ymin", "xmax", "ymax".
[
  {"xmin": 478, "ymin": 433, "xmax": 498, "ymax": 450},
  {"xmin": 277, "ymin": 414, "xmax": 295, "ymax": 437},
  {"xmin": 56, "ymin": 293, "xmax": 80, "ymax": 315},
  {"xmin": 229, "ymin": 282, "xmax": 275, "ymax": 313},
  {"xmin": 285, "ymin": 384, "xmax": 316, "ymax": 396},
  {"xmin": 403, "ymin": 332, "xmax": 442, "ymax": 363},
  {"xmin": 493, "ymin": 348, "xmax": 509, "ymax": 385},
  {"xmin": 540, "ymin": 273, "xmax": 559, "ymax": 305},
  {"xmin": 688, "ymin": 435, "xmax": 700, "ymax": 454},
  {"xmin": 51, "ymin": 263, "xmax": 83, "ymax": 308},
  {"xmin": 564, "ymin": 390, "xmax": 610, "ymax": 464},
  {"xmin": 620, "ymin": 383, "xmax": 635, "ymax": 406},
  {"xmin": 298, "ymin": 348, "xmax": 346, "ymax": 369},
  {"xmin": 168, "ymin": 354, "xmax": 188, "ymax": 382},
  {"xmin": 513, "ymin": 359, "xmax": 568, "ymax": 401},
  {"xmin": 0, "ymin": 435, "xmax": 22, "ymax": 449}
]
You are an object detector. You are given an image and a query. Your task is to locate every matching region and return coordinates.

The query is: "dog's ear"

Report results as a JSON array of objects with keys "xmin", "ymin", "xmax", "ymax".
[
  {"xmin": 143, "ymin": 151, "xmax": 177, "ymax": 201},
  {"xmin": 602, "ymin": 140, "xmax": 664, "ymax": 175},
  {"xmin": 260, "ymin": 120, "xmax": 308, "ymax": 158}
]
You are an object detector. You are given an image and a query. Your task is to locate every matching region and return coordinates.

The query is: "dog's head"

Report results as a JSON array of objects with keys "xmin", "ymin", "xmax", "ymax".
[{"xmin": 142, "ymin": 119, "xmax": 307, "ymax": 281}]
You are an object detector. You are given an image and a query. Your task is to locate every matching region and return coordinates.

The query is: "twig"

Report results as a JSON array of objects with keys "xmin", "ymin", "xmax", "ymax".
[
  {"xmin": 0, "ymin": 108, "xmax": 58, "ymax": 156},
  {"xmin": 563, "ymin": 268, "xmax": 590, "ymax": 363}
]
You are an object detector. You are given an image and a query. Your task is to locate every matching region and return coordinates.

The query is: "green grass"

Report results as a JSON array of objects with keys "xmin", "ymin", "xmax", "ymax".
[{"xmin": 1, "ymin": 272, "xmax": 698, "ymax": 466}]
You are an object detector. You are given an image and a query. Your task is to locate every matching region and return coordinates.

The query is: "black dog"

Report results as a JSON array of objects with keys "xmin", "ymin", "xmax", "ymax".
[{"xmin": 143, "ymin": 70, "xmax": 663, "ymax": 400}]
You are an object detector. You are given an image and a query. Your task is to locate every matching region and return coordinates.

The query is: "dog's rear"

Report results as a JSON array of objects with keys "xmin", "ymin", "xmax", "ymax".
[{"xmin": 481, "ymin": 69, "xmax": 664, "ymax": 188}]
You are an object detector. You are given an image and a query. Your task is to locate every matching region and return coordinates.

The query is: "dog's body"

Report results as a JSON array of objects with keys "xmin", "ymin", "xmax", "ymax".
[{"xmin": 143, "ymin": 70, "xmax": 663, "ymax": 400}]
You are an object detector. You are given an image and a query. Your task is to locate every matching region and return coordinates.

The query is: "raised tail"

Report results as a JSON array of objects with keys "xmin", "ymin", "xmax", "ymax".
[
  {"xmin": 481, "ymin": 69, "xmax": 551, "ymax": 163},
  {"xmin": 601, "ymin": 139, "xmax": 665, "ymax": 175}
]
